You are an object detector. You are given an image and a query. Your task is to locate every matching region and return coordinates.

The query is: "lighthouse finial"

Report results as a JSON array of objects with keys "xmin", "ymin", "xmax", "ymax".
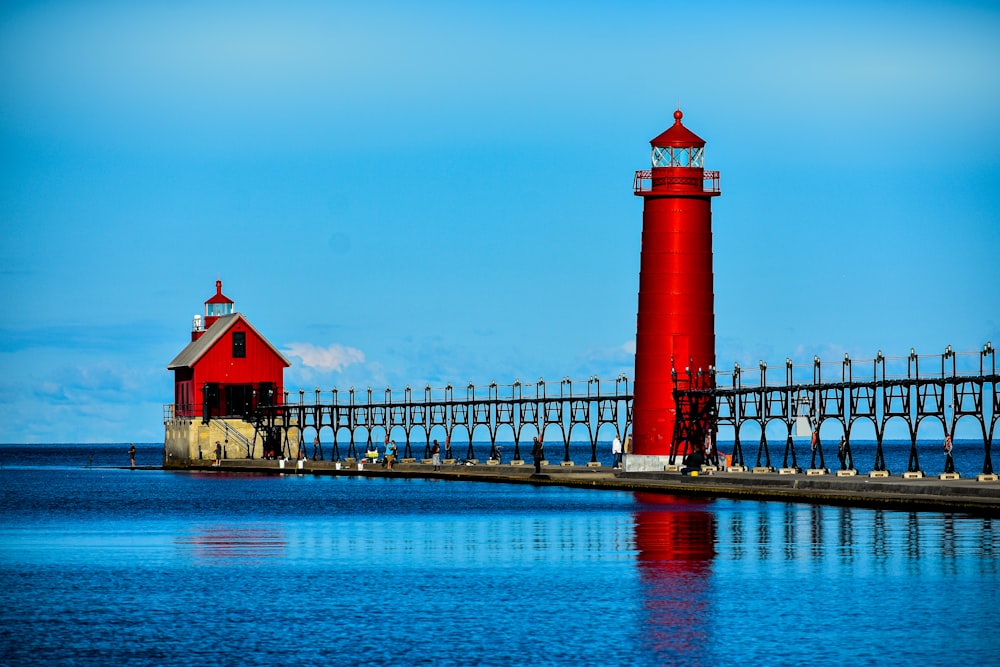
[{"xmin": 674, "ymin": 109, "xmax": 683, "ymax": 124}]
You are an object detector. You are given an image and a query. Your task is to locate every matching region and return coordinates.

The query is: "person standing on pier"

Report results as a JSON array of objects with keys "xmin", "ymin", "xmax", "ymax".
[
  {"xmin": 612, "ymin": 434, "xmax": 622, "ymax": 469},
  {"xmin": 681, "ymin": 446, "xmax": 704, "ymax": 475},
  {"xmin": 531, "ymin": 436, "xmax": 544, "ymax": 474},
  {"xmin": 837, "ymin": 436, "xmax": 848, "ymax": 470},
  {"xmin": 214, "ymin": 440, "xmax": 222, "ymax": 466},
  {"xmin": 385, "ymin": 440, "xmax": 398, "ymax": 470},
  {"xmin": 944, "ymin": 433, "xmax": 955, "ymax": 473},
  {"xmin": 128, "ymin": 443, "xmax": 136, "ymax": 468},
  {"xmin": 431, "ymin": 439, "xmax": 441, "ymax": 471}
]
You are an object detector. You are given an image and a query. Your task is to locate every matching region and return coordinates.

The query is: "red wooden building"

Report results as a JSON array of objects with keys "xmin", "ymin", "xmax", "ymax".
[{"xmin": 168, "ymin": 281, "xmax": 290, "ymax": 420}]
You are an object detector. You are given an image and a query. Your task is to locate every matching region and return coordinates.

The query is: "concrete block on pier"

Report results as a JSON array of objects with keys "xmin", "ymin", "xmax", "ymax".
[
  {"xmin": 587, "ymin": 461, "xmax": 602, "ymax": 468},
  {"xmin": 664, "ymin": 464, "xmax": 682, "ymax": 472},
  {"xmin": 977, "ymin": 474, "xmax": 999, "ymax": 482},
  {"xmin": 421, "ymin": 458, "xmax": 433, "ymax": 464},
  {"xmin": 443, "ymin": 458, "xmax": 456, "ymax": 465},
  {"xmin": 753, "ymin": 466, "xmax": 774, "ymax": 474},
  {"xmin": 938, "ymin": 472, "xmax": 960, "ymax": 480},
  {"xmin": 560, "ymin": 461, "xmax": 574, "ymax": 467},
  {"xmin": 701, "ymin": 465, "xmax": 719, "ymax": 473},
  {"xmin": 510, "ymin": 460, "xmax": 525, "ymax": 466},
  {"xmin": 400, "ymin": 458, "xmax": 416, "ymax": 463},
  {"xmin": 778, "ymin": 468, "xmax": 798, "ymax": 475},
  {"xmin": 806, "ymin": 468, "xmax": 828, "ymax": 476},
  {"xmin": 726, "ymin": 465, "xmax": 748, "ymax": 472},
  {"xmin": 869, "ymin": 470, "xmax": 890, "ymax": 478},
  {"xmin": 836, "ymin": 469, "xmax": 858, "ymax": 477},
  {"xmin": 902, "ymin": 471, "xmax": 924, "ymax": 479},
  {"xmin": 486, "ymin": 459, "xmax": 499, "ymax": 465},
  {"xmin": 624, "ymin": 454, "xmax": 683, "ymax": 473}
]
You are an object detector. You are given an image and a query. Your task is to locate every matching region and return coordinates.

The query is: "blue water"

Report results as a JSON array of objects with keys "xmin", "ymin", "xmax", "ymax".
[
  {"xmin": 1, "ymin": 444, "xmax": 998, "ymax": 666},
  {"xmin": 7, "ymin": 438, "xmax": 983, "ymax": 475}
]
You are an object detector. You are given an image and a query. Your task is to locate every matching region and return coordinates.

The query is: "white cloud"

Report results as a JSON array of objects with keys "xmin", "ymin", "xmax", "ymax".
[{"xmin": 283, "ymin": 342, "xmax": 365, "ymax": 372}]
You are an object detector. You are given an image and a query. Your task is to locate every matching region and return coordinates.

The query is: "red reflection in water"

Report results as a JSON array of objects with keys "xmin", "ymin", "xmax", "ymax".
[
  {"xmin": 633, "ymin": 493, "xmax": 715, "ymax": 663},
  {"xmin": 177, "ymin": 526, "xmax": 287, "ymax": 560}
]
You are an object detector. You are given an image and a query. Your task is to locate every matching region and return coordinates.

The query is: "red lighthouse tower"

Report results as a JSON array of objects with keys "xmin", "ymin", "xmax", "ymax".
[{"xmin": 631, "ymin": 110, "xmax": 720, "ymax": 461}]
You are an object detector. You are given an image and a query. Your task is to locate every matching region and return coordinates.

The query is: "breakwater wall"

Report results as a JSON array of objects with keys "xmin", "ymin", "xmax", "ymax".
[{"xmin": 177, "ymin": 457, "xmax": 1000, "ymax": 516}]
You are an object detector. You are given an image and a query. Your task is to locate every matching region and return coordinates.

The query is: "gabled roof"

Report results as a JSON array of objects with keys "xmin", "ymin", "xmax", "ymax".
[{"xmin": 167, "ymin": 313, "xmax": 291, "ymax": 370}]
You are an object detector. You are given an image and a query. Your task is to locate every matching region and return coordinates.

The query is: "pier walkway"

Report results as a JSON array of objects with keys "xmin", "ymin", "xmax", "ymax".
[{"xmin": 180, "ymin": 458, "xmax": 1000, "ymax": 516}]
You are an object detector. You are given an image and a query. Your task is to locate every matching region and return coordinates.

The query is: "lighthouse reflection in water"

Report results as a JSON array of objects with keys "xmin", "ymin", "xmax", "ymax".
[
  {"xmin": 633, "ymin": 494, "xmax": 715, "ymax": 661},
  {"xmin": 0, "ymin": 450, "xmax": 998, "ymax": 666}
]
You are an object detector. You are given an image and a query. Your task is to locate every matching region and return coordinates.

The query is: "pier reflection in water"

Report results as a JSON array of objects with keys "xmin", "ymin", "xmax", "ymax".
[
  {"xmin": 705, "ymin": 502, "xmax": 999, "ymax": 665},
  {"xmin": 627, "ymin": 495, "xmax": 999, "ymax": 666}
]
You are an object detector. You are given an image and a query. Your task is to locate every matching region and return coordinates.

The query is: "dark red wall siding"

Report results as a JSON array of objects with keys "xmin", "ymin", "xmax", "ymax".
[
  {"xmin": 172, "ymin": 316, "xmax": 288, "ymax": 417},
  {"xmin": 191, "ymin": 321, "xmax": 285, "ymax": 391}
]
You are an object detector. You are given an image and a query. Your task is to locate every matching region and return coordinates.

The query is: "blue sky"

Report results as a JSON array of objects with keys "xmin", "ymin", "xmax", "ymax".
[{"xmin": 1, "ymin": 0, "xmax": 998, "ymax": 443}]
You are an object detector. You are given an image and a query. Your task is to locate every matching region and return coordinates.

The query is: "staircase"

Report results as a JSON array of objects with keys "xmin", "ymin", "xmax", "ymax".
[{"xmin": 209, "ymin": 419, "xmax": 256, "ymax": 458}]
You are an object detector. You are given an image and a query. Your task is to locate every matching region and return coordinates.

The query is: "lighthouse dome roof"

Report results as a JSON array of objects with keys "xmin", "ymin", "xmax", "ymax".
[
  {"xmin": 205, "ymin": 279, "xmax": 234, "ymax": 305},
  {"xmin": 650, "ymin": 109, "xmax": 706, "ymax": 148}
]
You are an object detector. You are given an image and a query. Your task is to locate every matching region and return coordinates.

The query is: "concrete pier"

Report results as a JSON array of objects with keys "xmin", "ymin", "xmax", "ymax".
[{"xmin": 175, "ymin": 458, "xmax": 1000, "ymax": 516}]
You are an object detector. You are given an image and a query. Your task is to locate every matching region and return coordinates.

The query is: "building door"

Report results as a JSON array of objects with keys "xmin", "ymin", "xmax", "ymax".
[
  {"xmin": 256, "ymin": 382, "xmax": 277, "ymax": 408},
  {"xmin": 225, "ymin": 384, "xmax": 254, "ymax": 417},
  {"xmin": 204, "ymin": 383, "xmax": 220, "ymax": 421}
]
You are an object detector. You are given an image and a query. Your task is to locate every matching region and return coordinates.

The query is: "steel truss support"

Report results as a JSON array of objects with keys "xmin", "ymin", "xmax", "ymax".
[
  {"xmin": 674, "ymin": 344, "xmax": 998, "ymax": 475},
  {"xmin": 248, "ymin": 377, "xmax": 633, "ymax": 464}
]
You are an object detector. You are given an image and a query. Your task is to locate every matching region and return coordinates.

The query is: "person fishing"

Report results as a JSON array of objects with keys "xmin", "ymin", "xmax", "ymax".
[
  {"xmin": 944, "ymin": 433, "xmax": 955, "ymax": 474},
  {"xmin": 531, "ymin": 435, "xmax": 544, "ymax": 474}
]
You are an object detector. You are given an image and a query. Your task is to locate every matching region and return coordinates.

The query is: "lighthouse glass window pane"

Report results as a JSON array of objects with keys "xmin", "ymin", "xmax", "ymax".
[
  {"xmin": 232, "ymin": 331, "xmax": 246, "ymax": 358},
  {"xmin": 207, "ymin": 303, "xmax": 234, "ymax": 317},
  {"xmin": 652, "ymin": 147, "xmax": 703, "ymax": 167}
]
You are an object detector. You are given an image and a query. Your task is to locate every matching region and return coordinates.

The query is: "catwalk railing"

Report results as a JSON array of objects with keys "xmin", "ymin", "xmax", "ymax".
[
  {"xmin": 248, "ymin": 375, "xmax": 633, "ymax": 463},
  {"xmin": 672, "ymin": 343, "xmax": 998, "ymax": 474},
  {"xmin": 229, "ymin": 345, "xmax": 998, "ymax": 473}
]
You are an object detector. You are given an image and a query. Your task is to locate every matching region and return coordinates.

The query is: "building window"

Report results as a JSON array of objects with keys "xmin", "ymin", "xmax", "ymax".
[{"xmin": 232, "ymin": 331, "xmax": 246, "ymax": 358}]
